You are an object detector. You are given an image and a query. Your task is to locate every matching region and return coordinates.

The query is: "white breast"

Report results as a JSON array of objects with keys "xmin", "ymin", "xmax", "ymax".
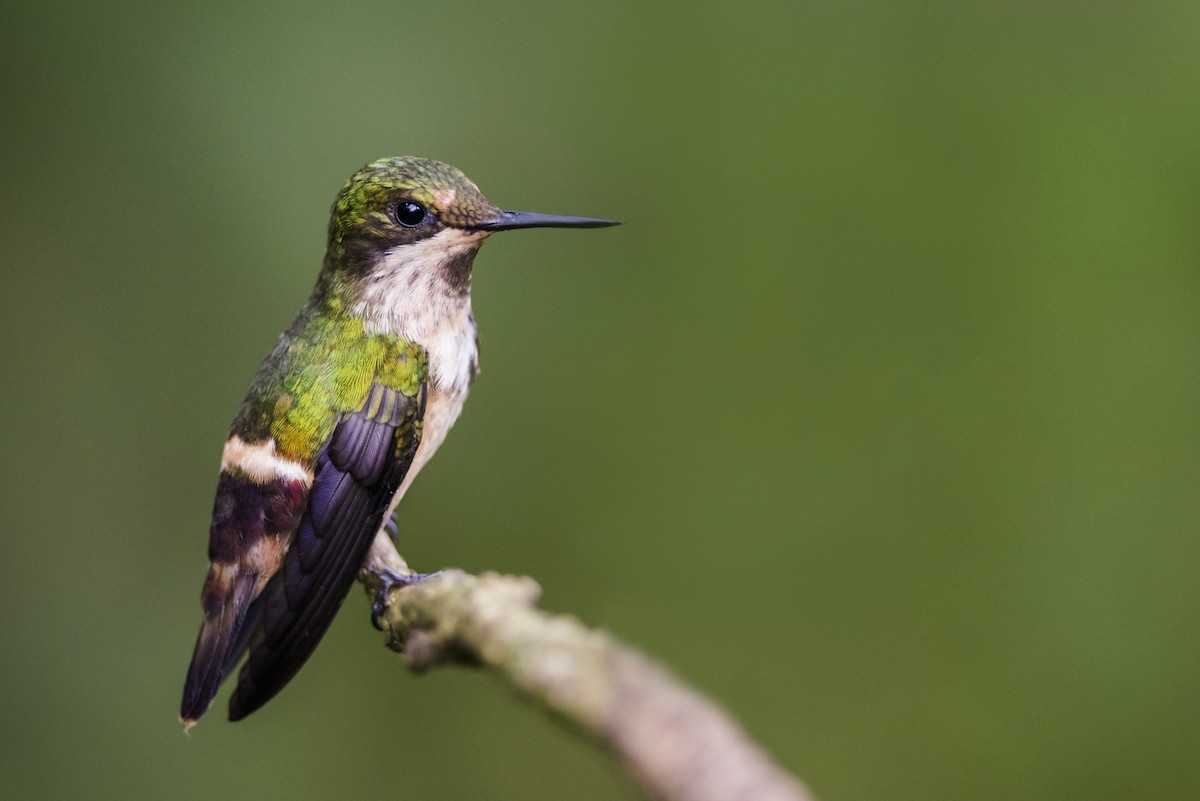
[{"xmin": 349, "ymin": 227, "xmax": 483, "ymax": 520}]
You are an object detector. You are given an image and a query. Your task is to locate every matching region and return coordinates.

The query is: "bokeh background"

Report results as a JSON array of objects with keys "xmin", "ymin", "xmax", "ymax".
[{"xmin": 3, "ymin": 1, "xmax": 1199, "ymax": 799}]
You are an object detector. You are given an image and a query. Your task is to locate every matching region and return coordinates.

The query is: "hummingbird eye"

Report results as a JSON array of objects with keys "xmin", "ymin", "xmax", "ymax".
[{"xmin": 394, "ymin": 200, "xmax": 428, "ymax": 227}]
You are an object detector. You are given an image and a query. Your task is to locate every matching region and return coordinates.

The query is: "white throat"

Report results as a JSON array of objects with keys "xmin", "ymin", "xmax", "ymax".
[{"xmin": 350, "ymin": 227, "xmax": 484, "ymax": 393}]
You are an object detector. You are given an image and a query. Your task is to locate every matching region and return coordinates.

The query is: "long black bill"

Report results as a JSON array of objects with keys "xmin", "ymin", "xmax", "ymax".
[{"xmin": 473, "ymin": 209, "xmax": 620, "ymax": 231}]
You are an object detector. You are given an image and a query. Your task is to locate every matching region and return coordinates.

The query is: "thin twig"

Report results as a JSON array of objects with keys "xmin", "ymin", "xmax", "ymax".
[{"xmin": 359, "ymin": 552, "xmax": 814, "ymax": 801}]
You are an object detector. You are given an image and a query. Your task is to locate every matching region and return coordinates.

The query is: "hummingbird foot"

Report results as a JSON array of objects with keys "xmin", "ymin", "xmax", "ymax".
[
  {"xmin": 370, "ymin": 567, "xmax": 445, "ymax": 630},
  {"xmin": 383, "ymin": 510, "xmax": 399, "ymax": 540}
]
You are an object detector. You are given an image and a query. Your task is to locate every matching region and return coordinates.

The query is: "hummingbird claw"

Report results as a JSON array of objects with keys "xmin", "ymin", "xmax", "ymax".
[
  {"xmin": 370, "ymin": 568, "xmax": 445, "ymax": 629},
  {"xmin": 384, "ymin": 511, "xmax": 399, "ymax": 540}
]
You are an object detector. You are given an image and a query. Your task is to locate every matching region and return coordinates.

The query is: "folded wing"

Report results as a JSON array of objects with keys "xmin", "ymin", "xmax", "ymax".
[{"xmin": 227, "ymin": 382, "xmax": 425, "ymax": 720}]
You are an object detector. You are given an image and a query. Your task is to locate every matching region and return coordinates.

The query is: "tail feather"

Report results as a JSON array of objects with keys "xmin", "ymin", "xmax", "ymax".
[
  {"xmin": 180, "ymin": 568, "xmax": 257, "ymax": 727},
  {"xmin": 220, "ymin": 591, "xmax": 265, "ymax": 678}
]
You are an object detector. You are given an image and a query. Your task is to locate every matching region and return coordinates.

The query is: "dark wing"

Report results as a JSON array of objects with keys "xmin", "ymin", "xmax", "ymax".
[{"xmin": 227, "ymin": 381, "xmax": 425, "ymax": 721}]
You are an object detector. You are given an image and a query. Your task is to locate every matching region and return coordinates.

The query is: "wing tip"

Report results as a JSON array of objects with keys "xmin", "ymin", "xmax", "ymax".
[
  {"xmin": 227, "ymin": 677, "xmax": 271, "ymax": 722},
  {"xmin": 227, "ymin": 700, "xmax": 250, "ymax": 722}
]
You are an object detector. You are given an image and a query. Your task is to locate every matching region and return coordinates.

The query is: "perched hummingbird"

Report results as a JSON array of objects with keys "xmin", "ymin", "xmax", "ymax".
[{"xmin": 180, "ymin": 157, "xmax": 617, "ymax": 727}]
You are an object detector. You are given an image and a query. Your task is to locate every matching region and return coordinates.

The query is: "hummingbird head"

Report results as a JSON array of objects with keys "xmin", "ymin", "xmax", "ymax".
[
  {"xmin": 321, "ymin": 156, "xmax": 617, "ymax": 342},
  {"xmin": 325, "ymin": 156, "xmax": 618, "ymax": 293}
]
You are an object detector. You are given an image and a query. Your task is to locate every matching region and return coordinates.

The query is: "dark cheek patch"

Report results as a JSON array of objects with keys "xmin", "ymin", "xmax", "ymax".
[{"xmin": 440, "ymin": 248, "xmax": 477, "ymax": 297}]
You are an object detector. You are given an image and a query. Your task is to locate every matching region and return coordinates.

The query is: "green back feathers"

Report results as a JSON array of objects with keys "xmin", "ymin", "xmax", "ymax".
[{"xmin": 232, "ymin": 301, "xmax": 427, "ymax": 463}]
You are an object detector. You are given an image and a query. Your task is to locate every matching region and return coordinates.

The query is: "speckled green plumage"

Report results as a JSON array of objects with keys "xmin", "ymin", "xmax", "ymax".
[
  {"xmin": 231, "ymin": 294, "xmax": 427, "ymax": 464},
  {"xmin": 328, "ymin": 157, "xmax": 499, "ymax": 263},
  {"xmin": 228, "ymin": 157, "xmax": 496, "ymax": 464}
]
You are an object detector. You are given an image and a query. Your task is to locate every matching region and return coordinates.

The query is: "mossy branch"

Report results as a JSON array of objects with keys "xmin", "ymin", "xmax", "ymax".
[{"xmin": 359, "ymin": 550, "xmax": 814, "ymax": 801}]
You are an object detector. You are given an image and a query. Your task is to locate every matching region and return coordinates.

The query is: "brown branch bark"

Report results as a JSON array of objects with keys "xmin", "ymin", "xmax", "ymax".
[{"xmin": 359, "ymin": 553, "xmax": 815, "ymax": 801}]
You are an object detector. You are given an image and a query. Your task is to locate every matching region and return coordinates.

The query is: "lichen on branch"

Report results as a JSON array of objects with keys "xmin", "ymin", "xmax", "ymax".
[{"xmin": 359, "ymin": 559, "xmax": 814, "ymax": 801}]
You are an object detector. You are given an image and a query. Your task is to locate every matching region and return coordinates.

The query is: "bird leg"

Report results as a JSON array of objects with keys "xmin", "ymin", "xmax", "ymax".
[
  {"xmin": 362, "ymin": 522, "xmax": 444, "ymax": 629},
  {"xmin": 369, "ymin": 567, "xmax": 445, "ymax": 629}
]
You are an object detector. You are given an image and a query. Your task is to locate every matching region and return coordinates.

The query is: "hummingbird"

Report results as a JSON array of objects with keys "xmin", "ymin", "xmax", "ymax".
[{"xmin": 180, "ymin": 156, "xmax": 617, "ymax": 728}]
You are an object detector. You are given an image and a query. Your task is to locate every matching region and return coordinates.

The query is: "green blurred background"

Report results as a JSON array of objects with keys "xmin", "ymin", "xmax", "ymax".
[{"xmin": 3, "ymin": 1, "xmax": 1199, "ymax": 799}]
